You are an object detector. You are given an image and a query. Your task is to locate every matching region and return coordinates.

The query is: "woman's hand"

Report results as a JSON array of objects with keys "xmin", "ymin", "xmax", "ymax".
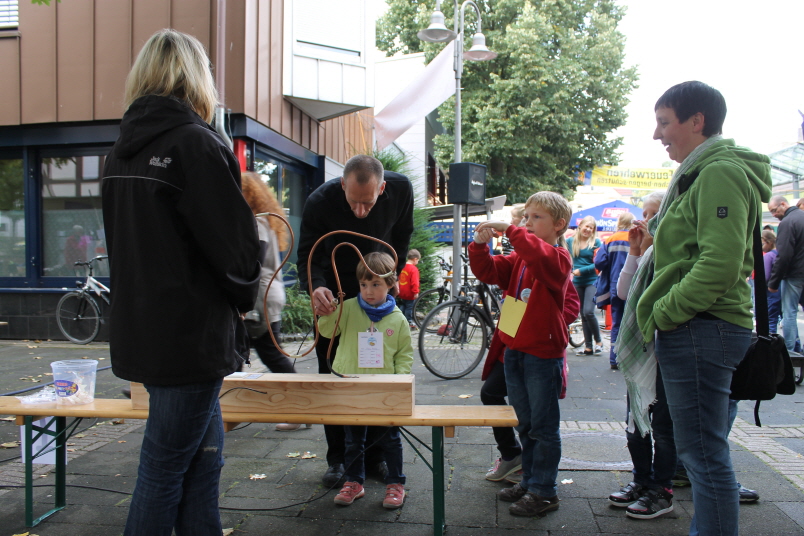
[{"xmin": 572, "ymin": 269, "xmax": 581, "ymax": 277}]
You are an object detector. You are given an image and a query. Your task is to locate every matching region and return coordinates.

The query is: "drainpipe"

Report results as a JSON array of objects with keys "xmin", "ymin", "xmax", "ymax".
[{"xmin": 214, "ymin": 0, "xmax": 233, "ymax": 149}]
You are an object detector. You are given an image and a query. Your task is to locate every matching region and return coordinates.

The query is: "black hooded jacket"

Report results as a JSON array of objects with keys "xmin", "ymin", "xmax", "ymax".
[{"xmin": 102, "ymin": 95, "xmax": 262, "ymax": 385}]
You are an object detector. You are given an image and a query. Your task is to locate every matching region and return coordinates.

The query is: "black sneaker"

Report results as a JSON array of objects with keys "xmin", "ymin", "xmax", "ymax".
[
  {"xmin": 322, "ymin": 463, "xmax": 345, "ymax": 488},
  {"xmin": 626, "ymin": 488, "xmax": 674, "ymax": 519},
  {"xmin": 497, "ymin": 482, "xmax": 528, "ymax": 503},
  {"xmin": 509, "ymin": 492, "xmax": 560, "ymax": 517},
  {"xmin": 739, "ymin": 486, "xmax": 759, "ymax": 503},
  {"xmin": 367, "ymin": 461, "xmax": 389, "ymax": 482},
  {"xmin": 608, "ymin": 481, "xmax": 645, "ymax": 507}
]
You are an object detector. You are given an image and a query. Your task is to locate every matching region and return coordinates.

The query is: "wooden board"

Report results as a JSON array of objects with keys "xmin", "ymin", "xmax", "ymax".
[{"xmin": 130, "ymin": 373, "xmax": 415, "ymax": 416}]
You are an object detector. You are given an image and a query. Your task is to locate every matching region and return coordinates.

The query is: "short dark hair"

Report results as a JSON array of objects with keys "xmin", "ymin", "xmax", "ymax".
[
  {"xmin": 655, "ymin": 81, "xmax": 727, "ymax": 137},
  {"xmin": 343, "ymin": 155, "xmax": 384, "ymax": 186}
]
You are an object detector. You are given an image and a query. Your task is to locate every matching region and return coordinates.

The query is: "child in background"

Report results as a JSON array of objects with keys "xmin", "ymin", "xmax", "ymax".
[
  {"xmin": 318, "ymin": 252, "xmax": 413, "ymax": 509},
  {"xmin": 396, "ymin": 249, "xmax": 421, "ymax": 328},
  {"xmin": 469, "ymin": 192, "xmax": 579, "ymax": 518}
]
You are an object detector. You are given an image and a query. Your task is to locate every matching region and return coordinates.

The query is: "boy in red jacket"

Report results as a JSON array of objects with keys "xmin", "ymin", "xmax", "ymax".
[
  {"xmin": 469, "ymin": 191, "xmax": 578, "ymax": 518},
  {"xmin": 396, "ymin": 249, "xmax": 421, "ymax": 328}
]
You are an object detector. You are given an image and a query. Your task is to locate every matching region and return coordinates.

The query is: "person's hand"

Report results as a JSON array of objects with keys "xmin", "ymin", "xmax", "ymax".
[
  {"xmin": 768, "ymin": 287, "xmax": 779, "ymax": 293},
  {"xmin": 312, "ymin": 286, "xmax": 337, "ymax": 316},
  {"xmin": 572, "ymin": 269, "xmax": 581, "ymax": 277},
  {"xmin": 476, "ymin": 221, "xmax": 510, "ymax": 234},
  {"xmin": 413, "ymin": 293, "xmax": 419, "ymax": 299},
  {"xmin": 473, "ymin": 227, "xmax": 496, "ymax": 245}
]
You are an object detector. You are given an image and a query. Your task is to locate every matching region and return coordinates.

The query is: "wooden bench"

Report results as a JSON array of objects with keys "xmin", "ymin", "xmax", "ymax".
[{"xmin": 0, "ymin": 397, "xmax": 517, "ymax": 535}]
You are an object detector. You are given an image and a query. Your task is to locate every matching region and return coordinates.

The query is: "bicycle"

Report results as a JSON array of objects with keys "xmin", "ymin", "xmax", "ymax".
[
  {"xmin": 56, "ymin": 255, "xmax": 110, "ymax": 344},
  {"xmin": 411, "ymin": 256, "xmax": 453, "ymax": 329},
  {"xmin": 568, "ymin": 315, "xmax": 584, "ymax": 348},
  {"xmin": 417, "ymin": 279, "xmax": 499, "ymax": 379}
]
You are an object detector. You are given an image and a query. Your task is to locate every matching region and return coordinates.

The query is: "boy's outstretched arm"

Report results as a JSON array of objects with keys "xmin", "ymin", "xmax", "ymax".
[{"xmin": 468, "ymin": 224, "xmax": 514, "ymax": 288}]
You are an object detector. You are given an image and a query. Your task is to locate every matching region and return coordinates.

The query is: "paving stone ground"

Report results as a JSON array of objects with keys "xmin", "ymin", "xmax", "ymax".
[{"xmin": 0, "ymin": 322, "xmax": 803, "ymax": 535}]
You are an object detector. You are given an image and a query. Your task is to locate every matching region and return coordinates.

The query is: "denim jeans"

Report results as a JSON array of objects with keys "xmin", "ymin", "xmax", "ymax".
[
  {"xmin": 625, "ymin": 365, "xmax": 676, "ymax": 490},
  {"xmin": 480, "ymin": 359, "xmax": 522, "ymax": 460},
  {"xmin": 396, "ymin": 298, "xmax": 415, "ymax": 324},
  {"xmin": 656, "ymin": 316, "xmax": 751, "ymax": 536},
  {"xmin": 781, "ymin": 278, "xmax": 804, "ymax": 351},
  {"xmin": 125, "ymin": 378, "xmax": 225, "ymax": 536},
  {"xmin": 574, "ymin": 283, "xmax": 601, "ymax": 349},
  {"xmin": 768, "ymin": 291, "xmax": 782, "ymax": 334},
  {"xmin": 343, "ymin": 425, "xmax": 405, "ymax": 485},
  {"xmin": 503, "ymin": 349, "xmax": 562, "ymax": 497},
  {"xmin": 609, "ymin": 296, "xmax": 625, "ymax": 366}
]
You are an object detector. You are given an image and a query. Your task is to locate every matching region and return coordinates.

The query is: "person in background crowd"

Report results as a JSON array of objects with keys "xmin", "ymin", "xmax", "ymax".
[
  {"xmin": 595, "ymin": 211, "xmax": 634, "ymax": 369},
  {"xmin": 567, "ymin": 215, "xmax": 603, "ymax": 356},
  {"xmin": 762, "ymin": 230, "xmax": 782, "ymax": 334},
  {"xmin": 767, "ymin": 195, "xmax": 804, "ymax": 352},
  {"xmin": 396, "ymin": 249, "xmax": 421, "ymax": 329},
  {"xmin": 501, "ymin": 203, "xmax": 526, "ymax": 254},
  {"xmin": 101, "ymin": 29, "xmax": 262, "ymax": 535}
]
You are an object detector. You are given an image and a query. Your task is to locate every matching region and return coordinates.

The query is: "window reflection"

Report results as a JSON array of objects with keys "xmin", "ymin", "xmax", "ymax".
[{"xmin": 0, "ymin": 158, "xmax": 24, "ymax": 277}]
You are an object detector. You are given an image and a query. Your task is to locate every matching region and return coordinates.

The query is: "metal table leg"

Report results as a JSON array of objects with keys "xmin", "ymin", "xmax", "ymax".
[
  {"xmin": 432, "ymin": 426, "xmax": 445, "ymax": 536},
  {"xmin": 24, "ymin": 416, "xmax": 67, "ymax": 527}
]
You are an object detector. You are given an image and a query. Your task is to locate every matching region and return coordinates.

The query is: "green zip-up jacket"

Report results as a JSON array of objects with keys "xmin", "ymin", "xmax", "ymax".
[{"xmin": 637, "ymin": 139, "xmax": 772, "ymax": 339}]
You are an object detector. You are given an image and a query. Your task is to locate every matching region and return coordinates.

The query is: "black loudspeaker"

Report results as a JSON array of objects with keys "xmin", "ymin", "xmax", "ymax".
[{"xmin": 448, "ymin": 162, "xmax": 486, "ymax": 206}]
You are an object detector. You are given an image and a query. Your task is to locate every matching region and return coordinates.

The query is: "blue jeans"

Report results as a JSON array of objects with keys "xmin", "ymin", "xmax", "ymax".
[
  {"xmin": 781, "ymin": 278, "xmax": 804, "ymax": 351},
  {"xmin": 626, "ymin": 365, "xmax": 676, "ymax": 490},
  {"xmin": 124, "ymin": 378, "xmax": 225, "ymax": 536},
  {"xmin": 480, "ymin": 359, "xmax": 522, "ymax": 460},
  {"xmin": 656, "ymin": 316, "xmax": 751, "ymax": 536},
  {"xmin": 344, "ymin": 425, "xmax": 405, "ymax": 485},
  {"xmin": 768, "ymin": 291, "xmax": 782, "ymax": 334},
  {"xmin": 396, "ymin": 298, "xmax": 414, "ymax": 324},
  {"xmin": 503, "ymin": 349, "xmax": 562, "ymax": 497}
]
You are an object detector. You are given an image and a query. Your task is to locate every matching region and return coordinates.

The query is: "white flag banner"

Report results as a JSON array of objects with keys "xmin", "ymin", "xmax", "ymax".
[{"xmin": 374, "ymin": 41, "xmax": 455, "ymax": 150}]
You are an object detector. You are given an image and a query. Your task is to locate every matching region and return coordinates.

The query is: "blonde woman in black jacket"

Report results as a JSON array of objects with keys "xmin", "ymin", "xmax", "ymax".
[{"xmin": 101, "ymin": 29, "xmax": 262, "ymax": 536}]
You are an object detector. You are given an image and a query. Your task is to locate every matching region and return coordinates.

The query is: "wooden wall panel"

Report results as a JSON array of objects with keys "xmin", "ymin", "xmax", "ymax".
[
  {"xmin": 268, "ymin": 0, "xmax": 282, "ymax": 133},
  {"xmin": 94, "ymin": 0, "xmax": 131, "ymax": 120},
  {"xmin": 131, "ymin": 0, "xmax": 170, "ymax": 63},
  {"xmin": 256, "ymin": 0, "xmax": 270, "ymax": 125},
  {"xmin": 282, "ymin": 99, "xmax": 292, "ymax": 140},
  {"xmin": 57, "ymin": 0, "xmax": 94, "ymax": 122},
  {"xmin": 19, "ymin": 2, "xmax": 57, "ymax": 124},
  {"xmin": 171, "ymin": 0, "xmax": 212, "ymax": 52},
  {"xmin": 301, "ymin": 116, "xmax": 310, "ymax": 149},
  {"xmin": 223, "ymin": 0, "xmax": 246, "ymax": 113},
  {"xmin": 242, "ymin": 0, "xmax": 258, "ymax": 118},
  {"xmin": 291, "ymin": 105, "xmax": 302, "ymax": 145},
  {"xmin": 0, "ymin": 37, "xmax": 21, "ymax": 125}
]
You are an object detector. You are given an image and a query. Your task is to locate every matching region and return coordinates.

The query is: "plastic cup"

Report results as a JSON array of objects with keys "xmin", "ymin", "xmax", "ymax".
[{"xmin": 51, "ymin": 360, "xmax": 98, "ymax": 406}]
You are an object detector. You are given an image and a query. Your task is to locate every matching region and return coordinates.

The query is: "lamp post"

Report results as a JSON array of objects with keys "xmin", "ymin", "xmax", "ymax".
[{"xmin": 419, "ymin": 0, "xmax": 496, "ymax": 298}]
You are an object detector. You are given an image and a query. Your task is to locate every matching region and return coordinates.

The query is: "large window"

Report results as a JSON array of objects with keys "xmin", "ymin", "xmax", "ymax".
[
  {"xmin": 0, "ymin": 1, "xmax": 18, "ymax": 30},
  {"xmin": 0, "ymin": 158, "xmax": 24, "ymax": 277},
  {"xmin": 253, "ymin": 151, "xmax": 311, "ymax": 266},
  {"xmin": 41, "ymin": 153, "xmax": 108, "ymax": 277}
]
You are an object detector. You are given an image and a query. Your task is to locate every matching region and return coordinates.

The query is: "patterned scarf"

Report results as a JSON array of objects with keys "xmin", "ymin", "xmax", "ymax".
[
  {"xmin": 357, "ymin": 294, "xmax": 397, "ymax": 323},
  {"xmin": 616, "ymin": 135, "xmax": 723, "ymax": 435}
]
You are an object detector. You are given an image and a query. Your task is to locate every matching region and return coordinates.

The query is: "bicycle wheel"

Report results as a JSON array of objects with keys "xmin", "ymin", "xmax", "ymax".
[
  {"xmin": 568, "ymin": 320, "xmax": 584, "ymax": 348},
  {"xmin": 419, "ymin": 301, "xmax": 488, "ymax": 379},
  {"xmin": 56, "ymin": 291, "xmax": 101, "ymax": 344},
  {"xmin": 413, "ymin": 288, "xmax": 445, "ymax": 329}
]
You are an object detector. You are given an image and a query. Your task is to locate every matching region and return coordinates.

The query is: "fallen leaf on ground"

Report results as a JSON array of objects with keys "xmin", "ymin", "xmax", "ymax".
[
  {"xmin": 1, "ymin": 441, "xmax": 20, "ymax": 448},
  {"xmin": 561, "ymin": 479, "xmax": 574, "ymax": 484},
  {"xmin": 27, "ymin": 345, "xmax": 37, "ymax": 348},
  {"xmin": 222, "ymin": 530, "xmax": 234, "ymax": 536},
  {"xmin": 249, "ymin": 474, "xmax": 267, "ymax": 480},
  {"xmin": 99, "ymin": 357, "xmax": 106, "ymax": 360},
  {"xmin": 458, "ymin": 394, "xmax": 473, "ymax": 399},
  {"xmin": 44, "ymin": 373, "xmax": 53, "ymax": 376},
  {"xmin": 286, "ymin": 452, "xmax": 300, "ymax": 458},
  {"xmin": 74, "ymin": 434, "xmax": 85, "ymax": 438},
  {"xmin": 117, "ymin": 441, "xmax": 126, "ymax": 443},
  {"xmin": 114, "ymin": 474, "xmax": 121, "ymax": 477},
  {"xmin": 67, "ymin": 449, "xmax": 75, "ymax": 453},
  {"xmin": 12, "ymin": 532, "xmax": 30, "ymax": 536},
  {"xmin": 301, "ymin": 452, "xmax": 316, "ymax": 459},
  {"xmin": 112, "ymin": 419, "xmax": 126, "ymax": 425},
  {"xmin": 33, "ymin": 357, "xmax": 41, "ymax": 360}
]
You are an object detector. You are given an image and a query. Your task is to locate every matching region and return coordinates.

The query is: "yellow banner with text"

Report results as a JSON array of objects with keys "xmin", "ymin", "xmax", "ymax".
[{"xmin": 579, "ymin": 166, "xmax": 673, "ymax": 189}]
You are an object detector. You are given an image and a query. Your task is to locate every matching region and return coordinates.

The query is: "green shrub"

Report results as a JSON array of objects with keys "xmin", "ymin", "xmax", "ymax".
[{"xmin": 280, "ymin": 263, "xmax": 314, "ymax": 334}]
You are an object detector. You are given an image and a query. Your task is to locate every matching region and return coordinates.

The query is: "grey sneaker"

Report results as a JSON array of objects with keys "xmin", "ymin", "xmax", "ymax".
[
  {"xmin": 505, "ymin": 469, "xmax": 523, "ymax": 484},
  {"xmin": 485, "ymin": 455, "xmax": 522, "ymax": 482},
  {"xmin": 626, "ymin": 487, "xmax": 674, "ymax": 519}
]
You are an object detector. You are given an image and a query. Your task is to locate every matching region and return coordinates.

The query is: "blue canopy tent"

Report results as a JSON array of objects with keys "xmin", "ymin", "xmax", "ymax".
[{"xmin": 570, "ymin": 200, "xmax": 642, "ymax": 233}]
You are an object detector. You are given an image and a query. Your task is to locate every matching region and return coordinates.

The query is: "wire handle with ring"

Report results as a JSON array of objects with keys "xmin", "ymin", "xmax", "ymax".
[{"xmin": 255, "ymin": 212, "xmax": 398, "ymax": 378}]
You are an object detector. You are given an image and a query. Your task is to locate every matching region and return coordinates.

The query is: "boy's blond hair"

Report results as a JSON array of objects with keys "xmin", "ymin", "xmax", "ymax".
[
  {"xmin": 407, "ymin": 249, "xmax": 421, "ymax": 260},
  {"xmin": 525, "ymin": 192, "xmax": 572, "ymax": 248},
  {"xmin": 356, "ymin": 252, "xmax": 397, "ymax": 288}
]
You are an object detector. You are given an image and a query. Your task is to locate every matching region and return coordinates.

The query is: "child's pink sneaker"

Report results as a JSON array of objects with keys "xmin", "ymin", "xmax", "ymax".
[
  {"xmin": 334, "ymin": 481, "xmax": 365, "ymax": 506},
  {"xmin": 383, "ymin": 483, "xmax": 406, "ymax": 509}
]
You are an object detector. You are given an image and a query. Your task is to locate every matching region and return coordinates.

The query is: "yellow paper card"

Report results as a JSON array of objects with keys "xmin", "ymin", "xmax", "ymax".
[{"xmin": 498, "ymin": 298, "xmax": 527, "ymax": 338}]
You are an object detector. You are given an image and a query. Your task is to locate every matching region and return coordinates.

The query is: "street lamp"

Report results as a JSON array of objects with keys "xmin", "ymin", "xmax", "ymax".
[{"xmin": 419, "ymin": 0, "xmax": 496, "ymax": 298}]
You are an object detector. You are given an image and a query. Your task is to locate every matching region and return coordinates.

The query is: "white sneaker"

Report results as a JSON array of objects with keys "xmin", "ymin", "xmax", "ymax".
[{"xmin": 485, "ymin": 455, "xmax": 522, "ymax": 481}]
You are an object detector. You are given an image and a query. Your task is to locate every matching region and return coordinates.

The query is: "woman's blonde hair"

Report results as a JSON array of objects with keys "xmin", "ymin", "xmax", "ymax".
[
  {"xmin": 241, "ymin": 172, "xmax": 289, "ymax": 251},
  {"xmin": 525, "ymin": 192, "xmax": 572, "ymax": 249},
  {"xmin": 571, "ymin": 215, "xmax": 598, "ymax": 257},
  {"xmin": 617, "ymin": 212, "xmax": 635, "ymax": 231},
  {"xmin": 124, "ymin": 29, "xmax": 218, "ymax": 123},
  {"xmin": 356, "ymin": 252, "xmax": 397, "ymax": 290},
  {"xmin": 510, "ymin": 203, "xmax": 526, "ymax": 220}
]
